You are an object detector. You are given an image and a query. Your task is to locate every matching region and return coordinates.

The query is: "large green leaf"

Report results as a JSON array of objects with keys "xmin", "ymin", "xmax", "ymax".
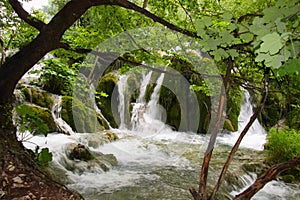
[{"xmin": 259, "ymin": 32, "xmax": 283, "ymax": 55}]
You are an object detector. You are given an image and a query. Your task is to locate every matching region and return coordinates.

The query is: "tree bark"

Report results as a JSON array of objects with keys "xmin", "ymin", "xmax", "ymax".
[
  {"xmin": 234, "ymin": 156, "xmax": 300, "ymax": 200},
  {"xmin": 209, "ymin": 68, "xmax": 270, "ymax": 200}
]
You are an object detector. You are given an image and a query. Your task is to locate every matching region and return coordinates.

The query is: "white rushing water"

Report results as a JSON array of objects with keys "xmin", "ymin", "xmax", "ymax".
[
  {"xmin": 217, "ymin": 90, "xmax": 267, "ymax": 150},
  {"xmin": 18, "ymin": 72, "xmax": 299, "ymax": 199}
]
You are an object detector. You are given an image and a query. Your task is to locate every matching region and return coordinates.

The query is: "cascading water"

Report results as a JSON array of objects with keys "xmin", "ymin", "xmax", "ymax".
[
  {"xmin": 17, "ymin": 72, "xmax": 299, "ymax": 199},
  {"xmin": 118, "ymin": 75, "xmax": 129, "ymax": 130},
  {"xmin": 130, "ymin": 71, "xmax": 153, "ymax": 130},
  {"xmin": 217, "ymin": 90, "xmax": 266, "ymax": 150},
  {"xmin": 51, "ymin": 96, "xmax": 76, "ymax": 136}
]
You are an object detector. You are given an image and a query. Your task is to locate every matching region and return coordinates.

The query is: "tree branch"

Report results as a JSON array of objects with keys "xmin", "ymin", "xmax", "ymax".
[
  {"xmin": 115, "ymin": 0, "xmax": 199, "ymax": 38},
  {"xmin": 143, "ymin": 0, "xmax": 148, "ymax": 9},
  {"xmin": 234, "ymin": 156, "xmax": 300, "ymax": 200},
  {"xmin": 8, "ymin": 0, "xmax": 46, "ymax": 31},
  {"xmin": 209, "ymin": 68, "xmax": 270, "ymax": 200}
]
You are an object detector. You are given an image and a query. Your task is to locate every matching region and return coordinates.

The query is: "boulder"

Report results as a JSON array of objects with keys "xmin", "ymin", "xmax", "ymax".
[
  {"xmin": 15, "ymin": 104, "xmax": 58, "ymax": 135},
  {"xmin": 61, "ymin": 96, "xmax": 105, "ymax": 133}
]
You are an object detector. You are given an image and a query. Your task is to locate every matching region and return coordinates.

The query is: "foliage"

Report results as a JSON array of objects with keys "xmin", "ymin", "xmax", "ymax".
[
  {"xmin": 15, "ymin": 104, "xmax": 57, "ymax": 136},
  {"xmin": 265, "ymin": 128, "xmax": 300, "ymax": 164},
  {"xmin": 0, "ymin": 0, "xmax": 46, "ymax": 65},
  {"xmin": 34, "ymin": 57, "xmax": 78, "ymax": 96},
  {"xmin": 34, "ymin": 147, "xmax": 53, "ymax": 168}
]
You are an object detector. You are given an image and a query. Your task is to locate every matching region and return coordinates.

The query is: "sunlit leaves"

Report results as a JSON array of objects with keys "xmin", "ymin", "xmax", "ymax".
[
  {"xmin": 240, "ymin": 33, "xmax": 254, "ymax": 43},
  {"xmin": 263, "ymin": 7, "xmax": 283, "ymax": 22},
  {"xmin": 258, "ymin": 32, "xmax": 283, "ymax": 55},
  {"xmin": 276, "ymin": 58, "xmax": 300, "ymax": 76}
]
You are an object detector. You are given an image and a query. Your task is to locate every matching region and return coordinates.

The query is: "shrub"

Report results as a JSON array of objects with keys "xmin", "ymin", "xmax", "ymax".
[{"xmin": 265, "ymin": 128, "xmax": 300, "ymax": 164}]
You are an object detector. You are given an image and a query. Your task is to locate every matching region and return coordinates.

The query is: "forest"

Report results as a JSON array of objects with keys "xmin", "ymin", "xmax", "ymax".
[{"xmin": 0, "ymin": 0, "xmax": 299, "ymax": 199}]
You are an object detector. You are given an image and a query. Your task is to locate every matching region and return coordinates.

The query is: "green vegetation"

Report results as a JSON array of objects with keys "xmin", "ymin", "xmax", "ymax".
[
  {"xmin": 0, "ymin": 0, "xmax": 299, "ymax": 199},
  {"xmin": 266, "ymin": 128, "xmax": 300, "ymax": 164},
  {"xmin": 34, "ymin": 147, "xmax": 53, "ymax": 168},
  {"xmin": 15, "ymin": 104, "xmax": 57, "ymax": 136}
]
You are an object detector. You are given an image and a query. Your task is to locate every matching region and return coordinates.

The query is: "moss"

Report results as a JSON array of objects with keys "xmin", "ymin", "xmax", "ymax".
[
  {"xmin": 225, "ymin": 86, "xmax": 243, "ymax": 132},
  {"xmin": 21, "ymin": 87, "xmax": 54, "ymax": 109},
  {"xmin": 281, "ymin": 175, "xmax": 295, "ymax": 183},
  {"xmin": 261, "ymin": 91, "xmax": 283, "ymax": 128},
  {"xmin": 223, "ymin": 119, "xmax": 235, "ymax": 132},
  {"xmin": 105, "ymin": 131, "xmax": 119, "ymax": 142},
  {"xmin": 96, "ymin": 72, "xmax": 118, "ymax": 128},
  {"xmin": 15, "ymin": 104, "xmax": 58, "ymax": 135},
  {"xmin": 61, "ymin": 96, "xmax": 104, "ymax": 133}
]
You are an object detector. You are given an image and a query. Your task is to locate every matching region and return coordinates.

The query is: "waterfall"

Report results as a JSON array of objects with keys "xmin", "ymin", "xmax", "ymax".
[
  {"xmin": 51, "ymin": 96, "xmax": 76, "ymax": 136},
  {"xmin": 118, "ymin": 75, "xmax": 129, "ymax": 129},
  {"xmin": 129, "ymin": 71, "xmax": 169, "ymax": 134},
  {"xmin": 131, "ymin": 71, "xmax": 152, "ymax": 130},
  {"xmin": 218, "ymin": 90, "xmax": 266, "ymax": 150},
  {"xmin": 145, "ymin": 72, "xmax": 165, "ymax": 120},
  {"xmin": 137, "ymin": 71, "xmax": 152, "ymax": 103}
]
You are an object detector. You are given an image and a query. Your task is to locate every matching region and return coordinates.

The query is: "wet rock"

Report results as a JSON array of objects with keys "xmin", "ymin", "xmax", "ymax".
[
  {"xmin": 104, "ymin": 131, "xmax": 119, "ymax": 142},
  {"xmin": 96, "ymin": 72, "xmax": 119, "ymax": 128},
  {"xmin": 64, "ymin": 143, "xmax": 118, "ymax": 174},
  {"xmin": 68, "ymin": 144, "xmax": 95, "ymax": 161},
  {"xmin": 21, "ymin": 86, "xmax": 54, "ymax": 109},
  {"xmin": 61, "ymin": 96, "xmax": 104, "ymax": 133}
]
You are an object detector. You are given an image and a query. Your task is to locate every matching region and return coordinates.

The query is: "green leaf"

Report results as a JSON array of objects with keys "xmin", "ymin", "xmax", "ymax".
[
  {"xmin": 265, "ymin": 54, "xmax": 284, "ymax": 68},
  {"xmin": 220, "ymin": 31, "xmax": 235, "ymax": 45},
  {"xmin": 263, "ymin": 7, "xmax": 282, "ymax": 22},
  {"xmin": 275, "ymin": 19, "xmax": 286, "ymax": 34},
  {"xmin": 240, "ymin": 32, "xmax": 254, "ymax": 43},
  {"xmin": 222, "ymin": 12, "xmax": 233, "ymax": 22},
  {"xmin": 277, "ymin": 58, "xmax": 300, "ymax": 76},
  {"xmin": 259, "ymin": 32, "xmax": 283, "ymax": 55},
  {"xmin": 203, "ymin": 16, "xmax": 212, "ymax": 27},
  {"xmin": 212, "ymin": 48, "xmax": 229, "ymax": 61},
  {"xmin": 227, "ymin": 49, "xmax": 239, "ymax": 59},
  {"xmin": 196, "ymin": 19, "xmax": 205, "ymax": 30},
  {"xmin": 255, "ymin": 52, "xmax": 269, "ymax": 62},
  {"xmin": 37, "ymin": 148, "xmax": 53, "ymax": 167}
]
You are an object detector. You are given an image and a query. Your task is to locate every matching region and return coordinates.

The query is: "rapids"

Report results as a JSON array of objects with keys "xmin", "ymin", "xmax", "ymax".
[{"xmin": 17, "ymin": 71, "xmax": 300, "ymax": 199}]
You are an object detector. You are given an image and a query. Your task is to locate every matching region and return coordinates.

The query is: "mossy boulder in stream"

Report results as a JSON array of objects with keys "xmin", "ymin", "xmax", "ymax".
[
  {"xmin": 68, "ymin": 144, "xmax": 95, "ymax": 161},
  {"xmin": 15, "ymin": 104, "xmax": 58, "ymax": 135},
  {"xmin": 64, "ymin": 143, "xmax": 118, "ymax": 173},
  {"xmin": 21, "ymin": 86, "xmax": 54, "ymax": 109},
  {"xmin": 61, "ymin": 96, "xmax": 105, "ymax": 133}
]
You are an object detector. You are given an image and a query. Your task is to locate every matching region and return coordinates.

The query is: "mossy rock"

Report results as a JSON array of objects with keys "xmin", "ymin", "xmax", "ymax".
[
  {"xmin": 68, "ymin": 144, "xmax": 95, "ymax": 161},
  {"xmin": 281, "ymin": 175, "xmax": 295, "ymax": 183},
  {"xmin": 96, "ymin": 72, "xmax": 118, "ymax": 128},
  {"xmin": 104, "ymin": 131, "xmax": 119, "ymax": 142},
  {"xmin": 223, "ymin": 119, "xmax": 235, "ymax": 132},
  {"xmin": 21, "ymin": 87, "xmax": 54, "ymax": 109},
  {"xmin": 15, "ymin": 104, "xmax": 58, "ymax": 135},
  {"xmin": 61, "ymin": 96, "xmax": 104, "ymax": 133},
  {"xmin": 225, "ymin": 86, "xmax": 243, "ymax": 132},
  {"xmin": 65, "ymin": 143, "xmax": 117, "ymax": 173}
]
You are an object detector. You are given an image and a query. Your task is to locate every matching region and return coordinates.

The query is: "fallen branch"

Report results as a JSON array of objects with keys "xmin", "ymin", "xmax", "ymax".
[{"xmin": 234, "ymin": 156, "xmax": 300, "ymax": 200}]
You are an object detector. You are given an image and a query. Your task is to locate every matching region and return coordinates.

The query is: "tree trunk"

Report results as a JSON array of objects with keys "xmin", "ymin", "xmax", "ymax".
[{"xmin": 234, "ymin": 156, "xmax": 300, "ymax": 200}]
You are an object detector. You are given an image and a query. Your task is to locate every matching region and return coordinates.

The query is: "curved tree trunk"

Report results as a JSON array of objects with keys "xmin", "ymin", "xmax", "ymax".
[{"xmin": 234, "ymin": 156, "xmax": 300, "ymax": 200}]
